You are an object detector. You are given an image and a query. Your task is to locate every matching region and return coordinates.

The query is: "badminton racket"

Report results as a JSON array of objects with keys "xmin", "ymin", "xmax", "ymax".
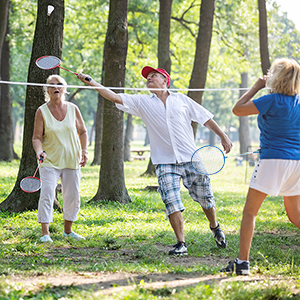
[
  {"xmin": 191, "ymin": 145, "xmax": 260, "ymax": 175},
  {"xmin": 20, "ymin": 153, "xmax": 45, "ymax": 193},
  {"xmin": 36, "ymin": 56, "xmax": 91, "ymax": 81}
]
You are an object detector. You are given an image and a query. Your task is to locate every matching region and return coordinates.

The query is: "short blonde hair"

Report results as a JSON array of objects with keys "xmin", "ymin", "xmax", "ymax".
[
  {"xmin": 44, "ymin": 74, "xmax": 68, "ymax": 102},
  {"xmin": 266, "ymin": 58, "xmax": 300, "ymax": 95}
]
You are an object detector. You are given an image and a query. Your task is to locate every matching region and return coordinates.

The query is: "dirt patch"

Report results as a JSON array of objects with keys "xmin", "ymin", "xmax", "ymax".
[
  {"xmin": 5, "ymin": 244, "xmax": 300, "ymax": 297},
  {"xmin": 8, "ymin": 271, "xmax": 298, "ymax": 297}
]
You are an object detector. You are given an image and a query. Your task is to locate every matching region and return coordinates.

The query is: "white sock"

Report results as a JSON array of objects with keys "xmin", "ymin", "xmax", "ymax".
[{"xmin": 237, "ymin": 258, "xmax": 249, "ymax": 264}]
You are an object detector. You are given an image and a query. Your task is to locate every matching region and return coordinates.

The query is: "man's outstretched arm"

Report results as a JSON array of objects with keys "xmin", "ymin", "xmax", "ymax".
[{"xmin": 77, "ymin": 74, "xmax": 123, "ymax": 104}]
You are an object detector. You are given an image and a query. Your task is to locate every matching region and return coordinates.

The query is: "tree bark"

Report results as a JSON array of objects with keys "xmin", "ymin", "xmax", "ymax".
[
  {"xmin": 90, "ymin": 0, "xmax": 131, "ymax": 204},
  {"xmin": 0, "ymin": 0, "xmax": 8, "ymax": 68},
  {"xmin": 0, "ymin": 6, "xmax": 18, "ymax": 161},
  {"xmin": 0, "ymin": 0, "xmax": 64, "ymax": 212},
  {"xmin": 91, "ymin": 50, "xmax": 105, "ymax": 166},
  {"xmin": 238, "ymin": 73, "xmax": 251, "ymax": 154},
  {"xmin": 187, "ymin": 0, "xmax": 215, "ymax": 135},
  {"xmin": 124, "ymin": 114, "xmax": 133, "ymax": 162},
  {"xmin": 158, "ymin": 0, "xmax": 172, "ymax": 74},
  {"xmin": 258, "ymin": 0, "xmax": 270, "ymax": 75},
  {"xmin": 143, "ymin": 0, "xmax": 173, "ymax": 176},
  {"xmin": 91, "ymin": 92, "xmax": 103, "ymax": 165},
  {"xmin": 0, "ymin": 0, "xmax": 9, "ymax": 158}
]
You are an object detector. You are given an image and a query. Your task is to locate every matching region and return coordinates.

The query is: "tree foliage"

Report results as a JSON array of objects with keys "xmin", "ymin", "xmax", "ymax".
[
  {"xmin": 1, "ymin": 0, "xmax": 300, "ymax": 207},
  {"xmin": 6, "ymin": 0, "xmax": 300, "ymax": 135},
  {"xmin": 0, "ymin": 0, "xmax": 65, "ymax": 212}
]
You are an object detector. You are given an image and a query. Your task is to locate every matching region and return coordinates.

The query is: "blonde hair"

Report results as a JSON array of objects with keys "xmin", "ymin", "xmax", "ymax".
[
  {"xmin": 44, "ymin": 74, "xmax": 68, "ymax": 102},
  {"xmin": 266, "ymin": 58, "xmax": 300, "ymax": 95}
]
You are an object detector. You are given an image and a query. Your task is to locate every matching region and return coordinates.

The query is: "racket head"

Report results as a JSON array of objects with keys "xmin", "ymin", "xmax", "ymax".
[
  {"xmin": 20, "ymin": 176, "xmax": 42, "ymax": 193},
  {"xmin": 191, "ymin": 145, "xmax": 226, "ymax": 175},
  {"xmin": 36, "ymin": 56, "xmax": 61, "ymax": 70}
]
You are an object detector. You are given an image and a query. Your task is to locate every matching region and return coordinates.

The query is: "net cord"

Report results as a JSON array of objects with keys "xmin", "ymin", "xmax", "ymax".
[{"xmin": 0, "ymin": 80, "xmax": 271, "ymax": 92}]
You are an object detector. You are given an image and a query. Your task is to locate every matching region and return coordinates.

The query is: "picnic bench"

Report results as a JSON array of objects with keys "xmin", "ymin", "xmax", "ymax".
[{"xmin": 130, "ymin": 149, "xmax": 150, "ymax": 160}]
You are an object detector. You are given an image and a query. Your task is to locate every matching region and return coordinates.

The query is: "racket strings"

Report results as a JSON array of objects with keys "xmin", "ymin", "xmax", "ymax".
[
  {"xmin": 36, "ymin": 56, "xmax": 60, "ymax": 69},
  {"xmin": 192, "ymin": 146, "xmax": 225, "ymax": 175},
  {"xmin": 20, "ymin": 177, "xmax": 41, "ymax": 193}
]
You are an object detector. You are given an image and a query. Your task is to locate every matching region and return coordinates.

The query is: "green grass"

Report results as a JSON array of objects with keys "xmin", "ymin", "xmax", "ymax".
[{"xmin": 0, "ymin": 143, "xmax": 300, "ymax": 299}]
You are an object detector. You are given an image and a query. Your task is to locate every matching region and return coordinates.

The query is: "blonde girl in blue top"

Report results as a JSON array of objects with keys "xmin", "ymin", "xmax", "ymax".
[
  {"xmin": 32, "ymin": 75, "xmax": 88, "ymax": 243},
  {"xmin": 221, "ymin": 58, "xmax": 300, "ymax": 275}
]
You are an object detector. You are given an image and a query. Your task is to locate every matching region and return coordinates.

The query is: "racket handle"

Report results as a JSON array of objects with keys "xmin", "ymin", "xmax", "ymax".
[
  {"xmin": 39, "ymin": 151, "xmax": 46, "ymax": 162},
  {"xmin": 74, "ymin": 73, "xmax": 91, "ymax": 82}
]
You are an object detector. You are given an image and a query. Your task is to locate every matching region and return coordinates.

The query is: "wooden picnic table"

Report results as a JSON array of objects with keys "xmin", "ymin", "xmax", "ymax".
[{"xmin": 130, "ymin": 149, "xmax": 150, "ymax": 156}]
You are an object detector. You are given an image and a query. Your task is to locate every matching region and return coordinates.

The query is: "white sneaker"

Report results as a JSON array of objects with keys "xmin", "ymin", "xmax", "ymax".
[
  {"xmin": 40, "ymin": 235, "xmax": 53, "ymax": 243},
  {"xmin": 63, "ymin": 231, "xmax": 85, "ymax": 240}
]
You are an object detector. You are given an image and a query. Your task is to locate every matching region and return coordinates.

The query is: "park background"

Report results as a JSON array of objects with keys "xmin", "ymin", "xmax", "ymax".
[{"xmin": 0, "ymin": 0, "xmax": 300, "ymax": 299}]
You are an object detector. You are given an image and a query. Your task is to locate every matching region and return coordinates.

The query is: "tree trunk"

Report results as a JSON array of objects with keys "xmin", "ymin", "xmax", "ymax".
[
  {"xmin": 258, "ymin": 0, "xmax": 270, "ymax": 75},
  {"xmin": 143, "ymin": 0, "xmax": 173, "ymax": 176},
  {"xmin": 91, "ymin": 53, "xmax": 105, "ymax": 166},
  {"xmin": 124, "ymin": 114, "xmax": 133, "ymax": 162},
  {"xmin": 158, "ymin": 0, "xmax": 172, "ymax": 74},
  {"xmin": 0, "ymin": 7, "xmax": 18, "ymax": 161},
  {"xmin": 0, "ymin": 0, "xmax": 9, "ymax": 157},
  {"xmin": 89, "ymin": 112, "xmax": 95, "ymax": 146},
  {"xmin": 187, "ymin": 0, "xmax": 215, "ymax": 135},
  {"xmin": 0, "ymin": 0, "xmax": 64, "ymax": 212},
  {"xmin": 144, "ymin": 129, "xmax": 150, "ymax": 146},
  {"xmin": 0, "ymin": 0, "xmax": 8, "ymax": 71},
  {"xmin": 90, "ymin": 0, "xmax": 131, "ymax": 204},
  {"xmin": 238, "ymin": 73, "xmax": 251, "ymax": 154},
  {"xmin": 91, "ymin": 83, "xmax": 104, "ymax": 166}
]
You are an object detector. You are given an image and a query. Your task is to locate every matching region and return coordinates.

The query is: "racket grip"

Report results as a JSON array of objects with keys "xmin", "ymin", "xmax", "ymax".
[{"xmin": 39, "ymin": 151, "xmax": 46, "ymax": 162}]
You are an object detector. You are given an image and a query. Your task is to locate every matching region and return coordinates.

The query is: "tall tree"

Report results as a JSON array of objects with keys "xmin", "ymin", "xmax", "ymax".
[
  {"xmin": 143, "ymin": 0, "xmax": 173, "ymax": 176},
  {"xmin": 0, "ymin": 0, "xmax": 64, "ymax": 212},
  {"xmin": 0, "ymin": 0, "xmax": 9, "ymax": 158},
  {"xmin": 91, "ymin": 59, "xmax": 105, "ymax": 166},
  {"xmin": 124, "ymin": 113, "xmax": 133, "ymax": 161},
  {"xmin": 0, "ymin": 4, "xmax": 18, "ymax": 161},
  {"xmin": 90, "ymin": 0, "xmax": 131, "ymax": 204},
  {"xmin": 91, "ymin": 93, "xmax": 104, "ymax": 165},
  {"xmin": 258, "ymin": 0, "xmax": 270, "ymax": 75},
  {"xmin": 158, "ymin": 0, "xmax": 172, "ymax": 73},
  {"xmin": 0, "ymin": 0, "xmax": 9, "ymax": 79},
  {"xmin": 187, "ymin": 0, "xmax": 215, "ymax": 135},
  {"xmin": 238, "ymin": 72, "xmax": 251, "ymax": 154}
]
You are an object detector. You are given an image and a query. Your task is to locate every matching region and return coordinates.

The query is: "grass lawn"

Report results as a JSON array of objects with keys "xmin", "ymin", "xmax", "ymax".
[{"xmin": 0, "ymin": 143, "xmax": 299, "ymax": 299}]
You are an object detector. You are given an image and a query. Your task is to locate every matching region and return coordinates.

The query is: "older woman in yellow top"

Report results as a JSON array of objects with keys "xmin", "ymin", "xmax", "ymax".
[{"xmin": 32, "ymin": 75, "xmax": 88, "ymax": 243}]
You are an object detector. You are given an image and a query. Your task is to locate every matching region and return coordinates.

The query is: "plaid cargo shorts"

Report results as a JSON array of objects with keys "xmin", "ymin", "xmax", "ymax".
[{"xmin": 155, "ymin": 162, "xmax": 215, "ymax": 216}]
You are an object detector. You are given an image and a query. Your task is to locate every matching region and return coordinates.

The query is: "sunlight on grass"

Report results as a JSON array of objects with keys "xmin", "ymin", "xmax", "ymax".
[{"xmin": 0, "ymin": 144, "xmax": 299, "ymax": 299}]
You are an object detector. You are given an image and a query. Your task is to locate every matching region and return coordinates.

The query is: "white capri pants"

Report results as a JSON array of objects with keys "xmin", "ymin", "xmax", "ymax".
[{"xmin": 38, "ymin": 167, "xmax": 81, "ymax": 223}]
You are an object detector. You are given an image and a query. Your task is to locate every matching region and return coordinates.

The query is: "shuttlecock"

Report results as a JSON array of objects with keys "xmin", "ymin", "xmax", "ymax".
[{"xmin": 47, "ymin": 5, "xmax": 54, "ymax": 16}]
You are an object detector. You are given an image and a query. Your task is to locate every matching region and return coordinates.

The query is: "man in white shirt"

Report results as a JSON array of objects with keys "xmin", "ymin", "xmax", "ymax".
[{"xmin": 77, "ymin": 66, "xmax": 233, "ymax": 255}]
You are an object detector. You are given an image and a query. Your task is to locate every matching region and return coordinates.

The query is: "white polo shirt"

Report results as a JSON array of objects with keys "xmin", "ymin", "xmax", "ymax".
[{"xmin": 116, "ymin": 92, "xmax": 213, "ymax": 164}]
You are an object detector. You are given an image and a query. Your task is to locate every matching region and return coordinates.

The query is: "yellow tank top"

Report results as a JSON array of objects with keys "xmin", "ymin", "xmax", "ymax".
[{"xmin": 39, "ymin": 102, "xmax": 81, "ymax": 169}]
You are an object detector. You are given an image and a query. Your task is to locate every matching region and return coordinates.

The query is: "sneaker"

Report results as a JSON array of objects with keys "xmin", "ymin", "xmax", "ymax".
[
  {"xmin": 210, "ymin": 223, "xmax": 227, "ymax": 249},
  {"xmin": 40, "ymin": 235, "xmax": 53, "ymax": 243},
  {"xmin": 63, "ymin": 231, "xmax": 85, "ymax": 240},
  {"xmin": 220, "ymin": 259, "xmax": 250, "ymax": 275},
  {"xmin": 168, "ymin": 241, "xmax": 188, "ymax": 255}
]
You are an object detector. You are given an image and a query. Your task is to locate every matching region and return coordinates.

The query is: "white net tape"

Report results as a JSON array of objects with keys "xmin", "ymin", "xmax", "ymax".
[{"xmin": 0, "ymin": 80, "xmax": 267, "ymax": 92}]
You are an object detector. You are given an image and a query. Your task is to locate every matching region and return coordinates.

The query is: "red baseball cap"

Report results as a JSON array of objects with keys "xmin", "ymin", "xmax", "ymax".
[{"xmin": 141, "ymin": 66, "xmax": 170, "ymax": 87}]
